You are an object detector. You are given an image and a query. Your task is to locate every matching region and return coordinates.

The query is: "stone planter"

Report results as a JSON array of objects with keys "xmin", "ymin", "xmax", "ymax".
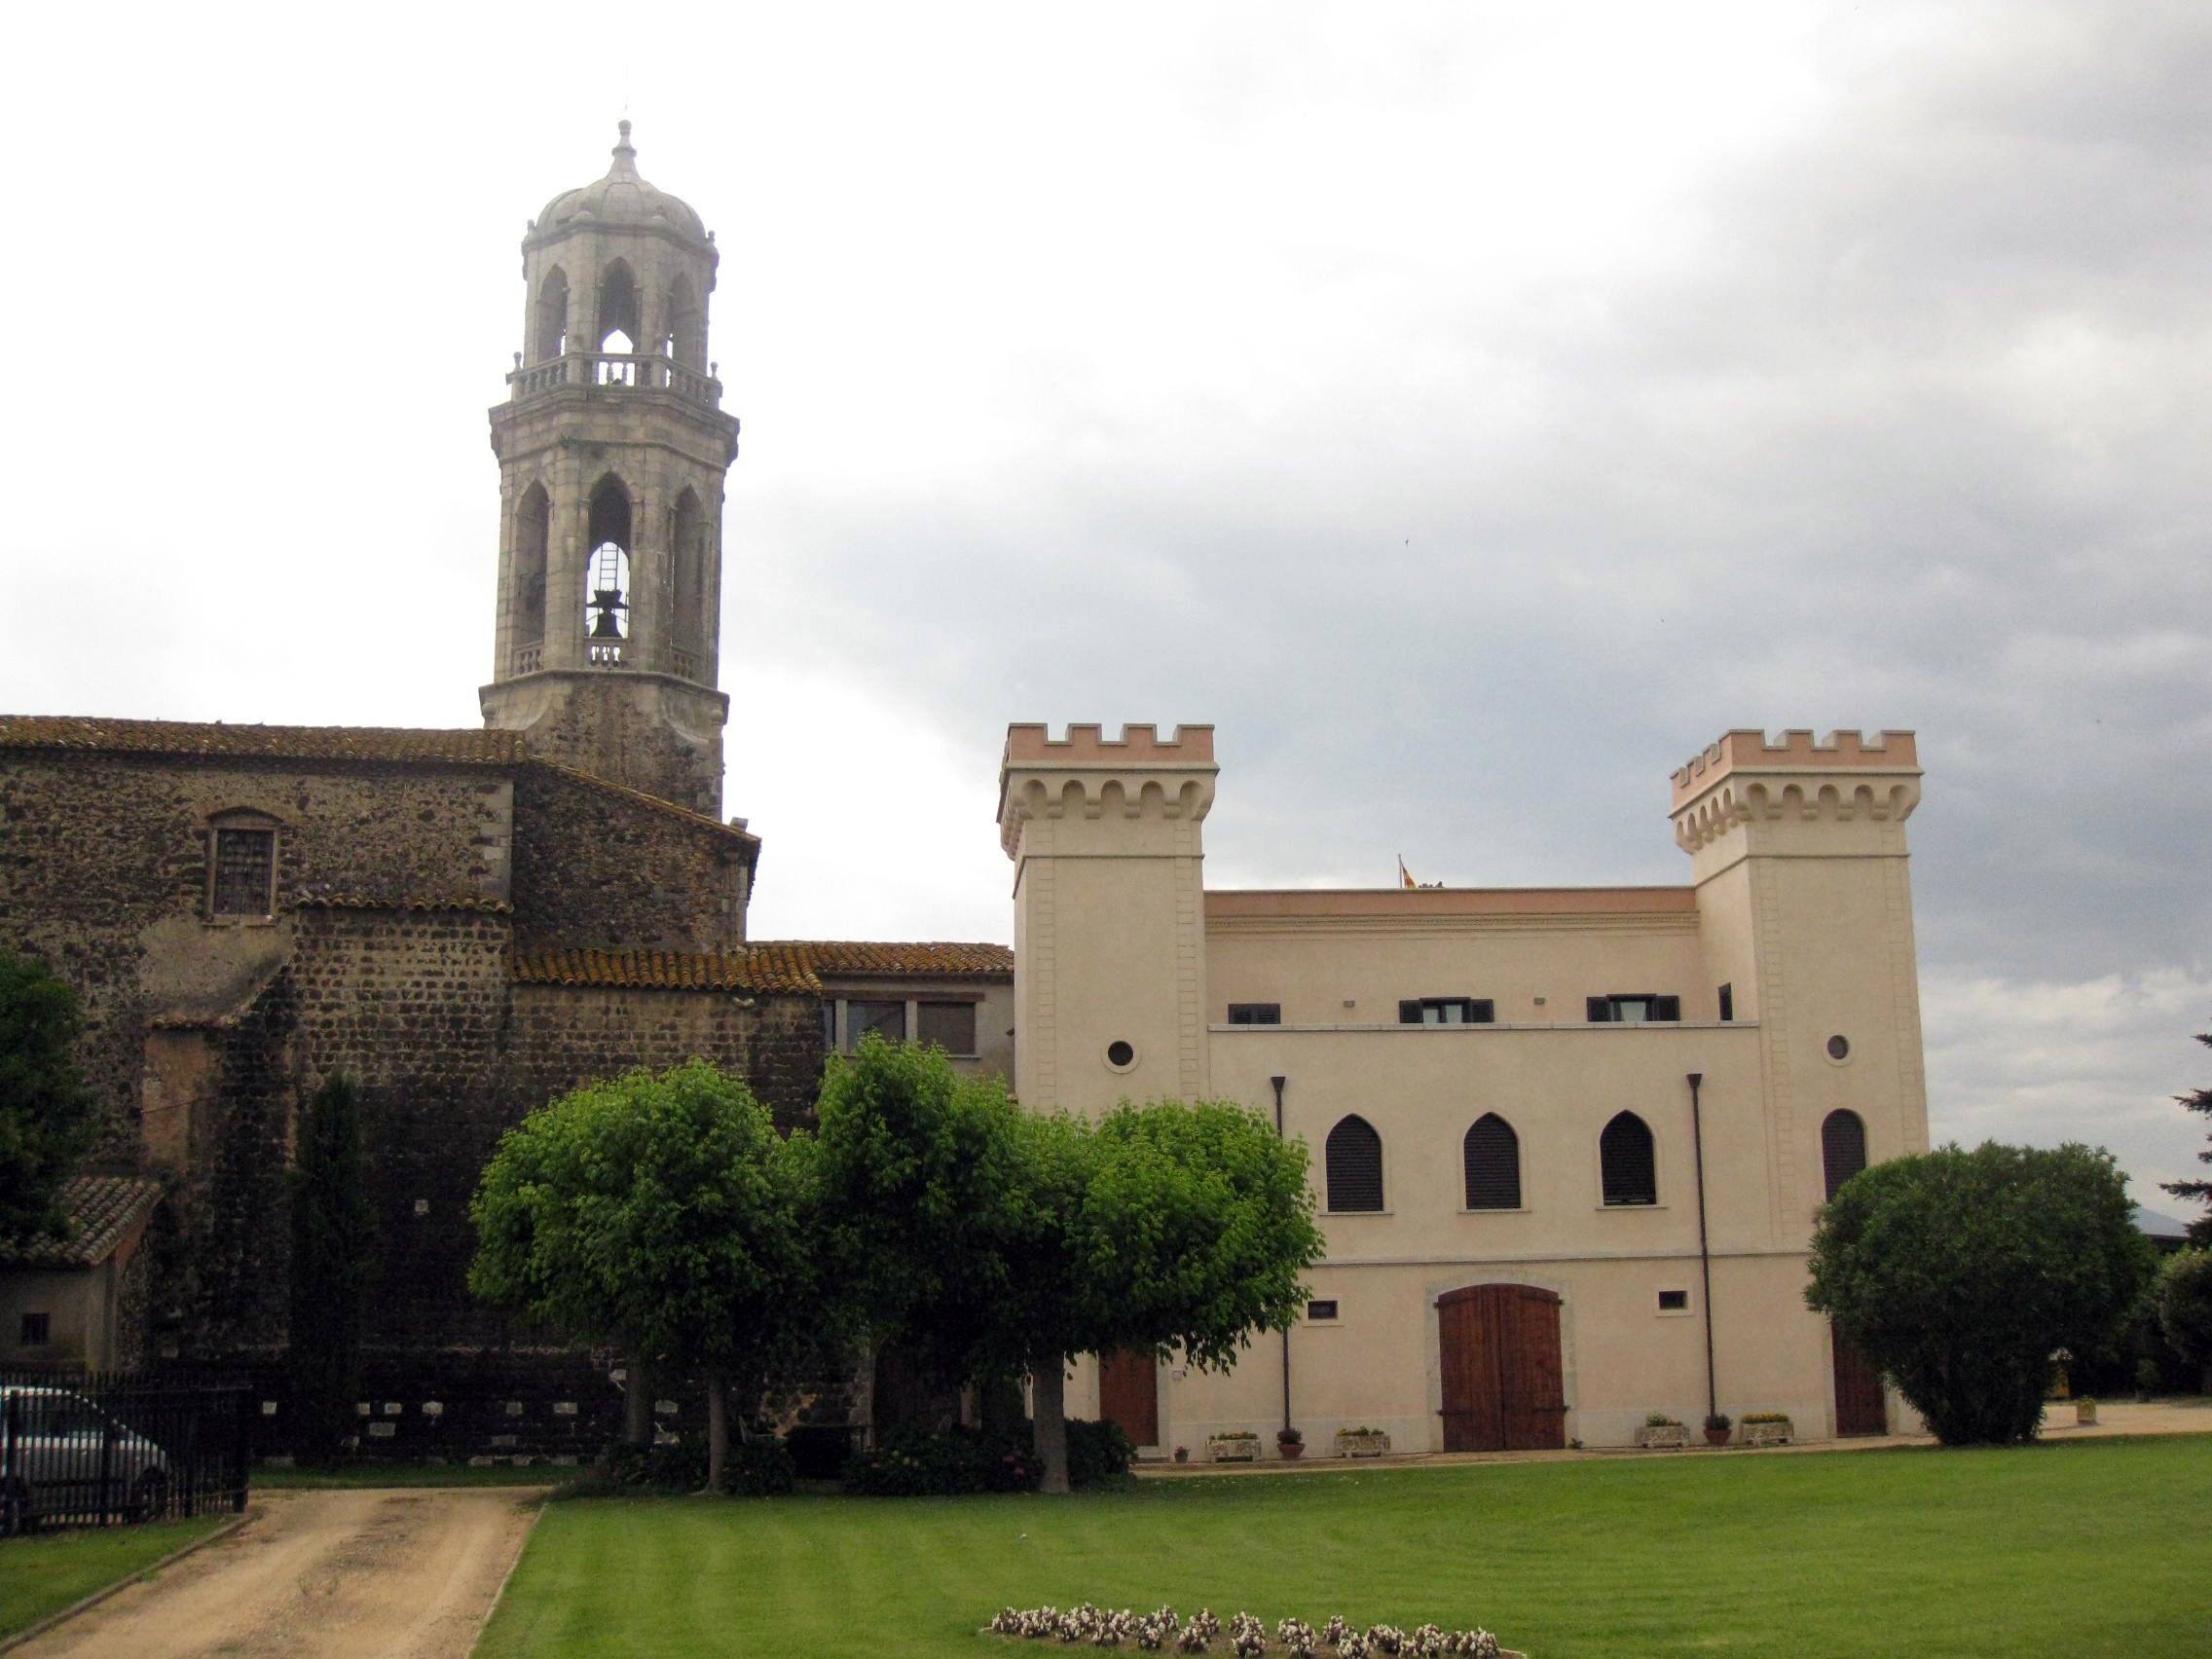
[
  {"xmin": 1634, "ymin": 1424, "xmax": 1690, "ymax": 1450},
  {"xmin": 1206, "ymin": 1435, "xmax": 1260, "ymax": 1463},
  {"xmin": 1334, "ymin": 1429, "xmax": 1390, "ymax": 1458},
  {"xmin": 2075, "ymin": 1401, "xmax": 2098, "ymax": 1426},
  {"xmin": 1739, "ymin": 1419, "xmax": 1792, "ymax": 1448}
]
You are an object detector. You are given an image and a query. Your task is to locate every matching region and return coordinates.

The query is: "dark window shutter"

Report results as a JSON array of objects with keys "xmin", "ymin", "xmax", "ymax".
[
  {"xmin": 1587, "ymin": 996, "xmax": 1611, "ymax": 1023},
  {"xmin": 1468, "ymin": 999, "xmax": 1495, "ymax": 1024},
  {"xmin": 1717, "ymin": 983, "xmax": 1734, "ymax": 1022},
  {"xmin": 1600, "ymin": 1111, "xmax": 1657, "ymax": 1205},
  {"xmin": 1228, "ymin": 1004, "xmax": 1281, "ymax": 1025},
  {"xmin": 1463, "ymin": 1114, "xmax": 1521, "ymax": 1209},
  {"xmin": 1822, "ymin": 1109, "xmax": 1868, "ymax": 1201},
  {"xmin": 1398, "ymin": 1001, "xmax": 1423, "ymax": 1024},
  {"xmin": 1325, "ymin": 1116, "xmax": 1384, "ymax": 1212},
  {"xmin": 1654, "ymin": 995, "xmax": 1681, "ymax": 1022}
]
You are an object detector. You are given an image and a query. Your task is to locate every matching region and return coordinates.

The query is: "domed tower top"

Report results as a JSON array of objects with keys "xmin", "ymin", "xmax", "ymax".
[{"xmin": 526, "ymin": 120, "xmax": 714, "ymax": 252}]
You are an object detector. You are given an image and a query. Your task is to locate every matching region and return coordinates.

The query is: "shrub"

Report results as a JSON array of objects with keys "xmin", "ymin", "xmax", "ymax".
[
  {"xmin": 596, "ymin": 1437, "xmax": 709, "ymax": 1491},
  {"xmin": 2155, "ymin": 1248, "xmax": 2212, "ymax": 1390},
  {"xmin": 1066, "ymin": 1418, "xmax": 1136, "ymax": 1487},
  {"xmin": 719, "ymin": 1437, "xmax": 797, "ymax": 1496},
  {"xmin": 844, "ymin": 1425, "xmax": 1041, "ymax": 1496}
]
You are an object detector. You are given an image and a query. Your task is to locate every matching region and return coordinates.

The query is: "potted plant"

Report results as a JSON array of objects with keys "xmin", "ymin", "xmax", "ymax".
[
  {"xmin": 1634, "ymin": 1414, "xmax": 1690, "ymax": 1450},
  {"xmin": 1739, "ymin": 1412, "xmax": 1793, "ymax": 1447},
  {"xmin": 1702, "ymin": 1412, "xmax": 1732, "ymax": 1447},
  {"xmin": 1205, "ymin": 1430, "xmax": 1260, "ymax": 1462},
  {"xmin": 1333, "ymin": 1426, "xmax": 1391, "ymax": 1457},
  {"xmin": 1173, "ymin": 1445, "xmax": 1190, "ymax": 1463},
  {"xmin": 2075, "ymin": 1396, "xmax": 2098, "ymax": 1426},
  {"xmin": 1276, "ymin": 1425, "xmax": 1306, "ymax": 1460}
]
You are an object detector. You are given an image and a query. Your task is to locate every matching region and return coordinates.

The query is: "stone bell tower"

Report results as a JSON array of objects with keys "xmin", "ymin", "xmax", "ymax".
[{"xmin": 480, "ymin": 122, "xmax": 740, "ymax": 815}]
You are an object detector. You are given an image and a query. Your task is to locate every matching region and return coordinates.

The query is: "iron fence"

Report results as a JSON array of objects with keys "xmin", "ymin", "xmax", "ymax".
[{"xmin": 2, "ymin": 1370, "xmax": 250, "ymax": 1533}]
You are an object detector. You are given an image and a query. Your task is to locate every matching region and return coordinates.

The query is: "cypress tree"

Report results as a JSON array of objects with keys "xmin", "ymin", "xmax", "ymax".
[{"xmin": 287, "ymin": 1073, "xmax": 374, "ymax": 1466}]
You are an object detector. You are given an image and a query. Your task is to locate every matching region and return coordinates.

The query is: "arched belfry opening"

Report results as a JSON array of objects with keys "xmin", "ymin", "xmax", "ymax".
[
  {"xmin": 532, "ymin": 269, "xmax": 569, "ymax": 362},
  {"xmin": 487, "ymin": 122, "xmax": 739, "ymax": 814},
  {"xmin": 512, "ymin": 483, "xmax": 550, "ymax": 673},
  {"xmin": 585, "ymin": 476, "xmax": 632, "ymax": 664}
]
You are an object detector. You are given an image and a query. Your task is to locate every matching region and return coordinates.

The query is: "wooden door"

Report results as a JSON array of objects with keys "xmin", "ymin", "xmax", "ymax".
[
  {"xmin": 1097, "ymin": 1348, "xmax": 1159, "ymax": 1447},
  {"xmin": 1437, "ymin": 1284, "xmax": 1566, "ymax": 1453},
  {"xmin": 1832, "ymin": 1328, "xmax": 1887, "ymax": 1436}
]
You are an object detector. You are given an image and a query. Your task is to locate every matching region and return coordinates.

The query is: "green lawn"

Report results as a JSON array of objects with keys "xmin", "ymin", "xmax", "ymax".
[
  {"xmin": 477, "ymin": 1438, "xmax": 2212, "ymax": 1659},
  {"xmin": 0, "ymin": 1515, "xmax": 232, "ymax": 1640}
]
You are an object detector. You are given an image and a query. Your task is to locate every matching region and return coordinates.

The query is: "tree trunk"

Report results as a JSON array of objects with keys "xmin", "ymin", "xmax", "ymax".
[
  {"xmin": 1034, "ymin": 1360, "xmax": 1071, "ymax": 1494},
  {"xmin": 624, "ymin": 1357, "xmax": 654, "ymax": 1448},
  {"xmin": 706, "ymin": 1369, "xmax": 728, "ymax": 1494}
]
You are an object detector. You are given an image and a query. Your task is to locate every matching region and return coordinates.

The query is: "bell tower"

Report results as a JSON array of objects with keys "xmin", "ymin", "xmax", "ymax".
[{"xmin": 480, "ymin": 122, "xmax": 740, "ymax": 815}]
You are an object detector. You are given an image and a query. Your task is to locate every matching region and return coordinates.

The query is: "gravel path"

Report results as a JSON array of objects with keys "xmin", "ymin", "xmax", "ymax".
[{"xmin": 15, "ymin": 1488, "xmax": 546, "ymax": 1659}]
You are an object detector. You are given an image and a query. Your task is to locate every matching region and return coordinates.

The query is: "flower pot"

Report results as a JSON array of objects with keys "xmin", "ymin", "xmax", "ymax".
[
  {"xmin": 1278, "ymin": 1441, "xmax": 1305, "ymax": 1460},
  {"xmin": 1173, "ymin": 1449, "xmax": 1189, "ymax": 1463},
  {"xmin": 1703, "ymin": 1427, "xmax": 1731, "ymax": 1447}
]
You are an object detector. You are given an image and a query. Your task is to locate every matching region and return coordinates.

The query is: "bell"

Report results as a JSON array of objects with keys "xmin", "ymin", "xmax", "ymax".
[{"xmin": 589, "ymin": 589, "xmax": 624, "ymax": 638}]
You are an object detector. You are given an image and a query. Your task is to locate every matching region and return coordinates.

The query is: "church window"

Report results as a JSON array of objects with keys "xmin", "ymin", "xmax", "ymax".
[
  {"xmin": 1822, "ymin": 1109, "xmax": 1868, "ymax": 1201},
  {"xmin": 847, "ymin": 1000, "xmax": 905, "ymax": 1048},
  {"xmin": 1324, "ymin": 1115, "xmax": 1384, "ymax": 1212},
  {"xmin": 665, "ymin": 273, "xmax": 703, "ymax": 369},
  {"xmin": 207, "ymin": 814, "xmax": 278, "ymax": 918},
  {"xmin": 669, "ymin": 488, "xmax": 707, "ymax": 676},
  {"xmin": 916, "ymin": 1001, "xmax": 977, "ymax": 1055},
  {"xmin": 1462, "ymin": 1113, "xmax": 1522, "ymax": 1210},
  {"xmin": 1600, "ymin": 1111, "xmax": 1657, "ymax": 1205},
  {"xmin": 532, "ymin": 267, "xmax": 569, "ymax": 361},
  {"xmin": 1586, "ymin": 994, "xmax": 1680, "ymax": 1023},
  {"xmin": 512, "ymin": 483, "xmax": 550, "ymax": 672},
  {"xmin": 585, "ymin": 477, "xmax": 632, "ymax": 662},
  {"xmin": 1227, "ymin": 1003, "xmax": 1280, "ymax": 1024},
  {"xmin": 1400, "ymin": 997, "xmax": 1494, "ymax": 1025},
  {"xmin": 595, "ymin": 259, "xmax": 642, "ymax": 378}
]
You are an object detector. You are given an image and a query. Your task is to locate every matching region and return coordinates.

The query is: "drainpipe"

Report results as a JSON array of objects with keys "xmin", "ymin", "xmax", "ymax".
[
  {"xmin": 1688, "ymin": 1071, "xmax": 1716, "ymax": 1422},
  {"xmin": 1272, "ymin": 1074, "xmax": 1292, "ymax": 1432}
]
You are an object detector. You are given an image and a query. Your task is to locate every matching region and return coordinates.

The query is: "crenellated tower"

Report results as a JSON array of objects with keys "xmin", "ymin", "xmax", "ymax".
[
  {"xmin": 998, "ymin": 723, "xmax": 1217, "ymax": 1113},
  {"xmin": 480, "ymin": 122, "xmax": 740, "ymax": 815}
]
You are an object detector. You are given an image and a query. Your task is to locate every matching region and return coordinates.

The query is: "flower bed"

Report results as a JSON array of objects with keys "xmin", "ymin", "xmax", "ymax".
[{"xmin": 986, "ymin": 1604, "xmax": 1517, "ymax": 1657}]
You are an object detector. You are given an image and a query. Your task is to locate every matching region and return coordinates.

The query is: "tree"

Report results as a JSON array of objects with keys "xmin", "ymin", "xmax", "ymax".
[
  {"xmin": 813, "ymin": 1039, "xmax": 1324, "ymax": 1493},
  {"xmin": 1806, "ymin": 1141, "xmax": 2155, "ymax": 1445},
  {"xmin": 2154, "ymin": 1248, "xmax": 2212, "ymax": 1393},
  {"xmin": 2162, "ymin": 1016, "xmax": 2212, "ymax": 1246},
  {"xmin": 287, "ymin": 1073, "xmax": 375, "ymax": 1465},
  {"xmin": 469, "ymin": 1061, "xmax": 815, "ymax": 1491},
  {"xmin": 0, "ymin": 949, "xmax": 96, "ymax": 1241}
]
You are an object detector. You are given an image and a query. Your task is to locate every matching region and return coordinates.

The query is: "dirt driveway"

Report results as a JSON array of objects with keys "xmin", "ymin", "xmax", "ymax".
[{"xmin": 17, "ymin": 1487, "xmax": 545, "ymax": 1659}]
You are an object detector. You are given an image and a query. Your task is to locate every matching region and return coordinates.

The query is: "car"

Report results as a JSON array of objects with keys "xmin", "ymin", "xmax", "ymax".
[{"xmin": 1, "ymin": 1384, "xmax": 171, "ymax": 1532}]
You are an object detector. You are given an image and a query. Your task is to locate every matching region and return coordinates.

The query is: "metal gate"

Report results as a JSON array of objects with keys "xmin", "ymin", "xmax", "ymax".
[{"xmin": 3, "ymin": 1371, "xmax": 250, "ymax": 1533}]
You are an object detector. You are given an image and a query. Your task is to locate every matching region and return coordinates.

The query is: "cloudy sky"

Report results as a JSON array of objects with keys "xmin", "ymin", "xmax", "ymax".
[{"xmin": 5, "ymin": 1, "xmax": 2206, "ymax": 1209}]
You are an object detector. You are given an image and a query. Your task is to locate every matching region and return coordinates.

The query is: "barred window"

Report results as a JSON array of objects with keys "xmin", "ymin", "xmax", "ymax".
[
  {"xmin": 1462, "ymin": 1113, "xmax": 1522, "ymax": 1210},
  {"xmin": 1324, "ymin": 1115, "xmax": 1384, "ymax": 1212},
  {"xmin": 209, "ymin": 825, "xmax": 276, "ymax": 917},
  {"xmin": 1600, "ymin": 1111, "xmax": 1657, "ymax": 1205},
  {"xmin": 1228, "ymin": 1004, "xmax": 1282, "ymax": 1024},
  {"xmin": 1822, "ymin": 1109, "xmax": 1868, "ymax": 1201}
]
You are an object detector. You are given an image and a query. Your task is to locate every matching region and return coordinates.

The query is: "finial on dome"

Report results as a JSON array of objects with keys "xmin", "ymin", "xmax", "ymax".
[{"xmin": 610, "ymin": 119, "xmax": 637, "ymax": 172}]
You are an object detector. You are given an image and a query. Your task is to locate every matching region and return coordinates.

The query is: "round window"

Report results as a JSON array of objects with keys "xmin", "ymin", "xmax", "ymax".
[
  {"xmin": 1826, "ymin": 1034, "xmax": 1851, "ymax": 1062},
  {"xmin": 1105, "ymin": 1040, "xmax": 1136, "ymax": 1071}
]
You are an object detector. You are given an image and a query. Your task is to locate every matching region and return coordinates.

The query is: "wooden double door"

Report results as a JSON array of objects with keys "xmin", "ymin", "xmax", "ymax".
[
  {"xmin": 1098, "ymin": 1348, "xmax": 1159, "ymax": 1447},
  {"xmin": 1831, "ymin": 1327, "xmax": 1888, "ymax": 1436},
  {"xmin": 1437, "ymin": 1283, "xmax": 1567, "ymax": 1452}
]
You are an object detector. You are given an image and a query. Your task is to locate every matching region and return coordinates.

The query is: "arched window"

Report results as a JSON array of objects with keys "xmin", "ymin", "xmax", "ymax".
[
  {"xmin": 532, "ymin": 268, "xmax": 569, "ymax": 362},
  {"xmin": 1599, "ymin": 1111, "xmax": 1656, "ymax": 1206},
  {"xmin": 664, "ymin": 273, "xmax": 703, "ymax": 369},
  {"xmin": 585, "ymin": 476, "xmax": 632, "ymax": 662},
  {"xmin": 1822, "ymin": 1109, "xmax": 1868, "ymax": 1201},
  {"xmin": 1324, "ymin": 1115, "xmax": 1384, "ymax": 1213},
  {"xmin": 512, "ymin": 483, "xmax": 549, "ymax": 670},
  {"xmin": 1463, "ymin": 1114, "xmax": 1521, "ymax": 1210},
  {"xmin": 598, "ymin": 260, "xmax": 641, "ymax": 353},
  {"xmin": 669, "ymin": 487, "xmax": 707, "ymax": 671}
]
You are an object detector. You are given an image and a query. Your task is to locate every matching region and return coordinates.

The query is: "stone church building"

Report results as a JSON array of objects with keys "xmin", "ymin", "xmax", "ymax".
[{"xmin": 2, "ymin": 127, "xmax": 1933, "ymax": 1456}]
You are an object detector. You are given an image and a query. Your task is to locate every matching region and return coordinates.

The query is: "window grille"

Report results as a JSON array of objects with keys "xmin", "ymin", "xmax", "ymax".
[
  {"xmin": 1600, "ymin": 1111, "xmax": 1657, "ymax": 1205},
  {"xmin": 211, "ymin": 829, "xmax": 274, "ymax": 916},
  {"xmin": 1305, "ymin": 1300, "xmax": 1339, "ymax": 1321},
  {"xmin": 1324, "ymin": 1115, "xmax": 1384, "ymax": 1212},
  {"xmin": 1822, "ymin": 1109, "xmax": 1868, "ymax": 1201},
  {"xmin": 1228, "ymin": 1004, "xmax": 1281, "ymax": 1024},
  {"xmin": 1462, "ymin": 1114, "xmax": 1522, "ymax": 1209}
]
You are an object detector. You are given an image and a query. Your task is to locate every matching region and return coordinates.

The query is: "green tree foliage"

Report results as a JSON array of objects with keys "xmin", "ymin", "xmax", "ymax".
[
  {"xmin": 2153, "ymin": 1248, "xmax": 2212, "ymax": 1391},
  {"xmin": 469, "ymin": 1061, "xmax": 815, "ymax": 1490},
  {"xmin": 814, "ymin": 1039, "xmax": 1323, "ymax": 1492},
  {"xmin": 1806, "ymin": 1141, "xmax": 2155, "ymax": 1445},
  {"xmin": 287, "ymin": 1073, "xmax": 375, "ymax": 1465},
  {"xmin": 0, "ymin": 950, "xmax": 96, "ymax": 1240},
  {"xmin": 2162, "ymin": 1018, "xmax": 2212, "ymax": 1246}
]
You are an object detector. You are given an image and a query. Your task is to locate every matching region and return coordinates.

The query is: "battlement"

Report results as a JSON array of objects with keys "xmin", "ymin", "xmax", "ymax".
[
  {"xmin": 1004, "ymin": 722, "xmax": 1216, "ymax": 765},
  {"xmin": 1671, "ymin": 728, "xmax": 1917, "ymax": 810}
]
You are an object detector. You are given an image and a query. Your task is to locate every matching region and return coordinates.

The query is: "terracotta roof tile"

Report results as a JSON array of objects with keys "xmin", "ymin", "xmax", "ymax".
[
  {"xmin": 774, "ymin": 940, "xmax": 1014, "ymax": 979},
  {"xmin": 509, "ymin": 946, "xmax": 823, "ymax": 995},
  {"xmin": 0, "ymin": 716, "xmax": 524, "ymax": 767},
  {"xmin": 293, "ymin": 894, "xmax": 514, "ymax": 914},
  {"xmin": 528, "ymin": 759, "xmax": 760, "ymax": 851},
  {"xmin": 0, "ymin": 1176, "xmax": 163, "ymax": 1268}
]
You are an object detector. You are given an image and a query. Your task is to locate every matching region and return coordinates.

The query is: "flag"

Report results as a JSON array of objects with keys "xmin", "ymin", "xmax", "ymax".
[{"xmin": 1398, "ymin": 855, "xmax": 1417, "ymax": 890}]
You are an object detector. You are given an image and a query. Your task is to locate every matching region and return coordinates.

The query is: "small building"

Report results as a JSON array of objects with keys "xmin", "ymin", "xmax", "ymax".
[{"xmin": 0, "ymin": 1177, "xmax": 164, "ymax": 1373}]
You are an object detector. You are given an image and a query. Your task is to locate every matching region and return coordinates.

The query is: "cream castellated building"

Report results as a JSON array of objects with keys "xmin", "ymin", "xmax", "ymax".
[{"xmin": 998, "ymin": 722, "xmax": 1929, "ymax": 1453}]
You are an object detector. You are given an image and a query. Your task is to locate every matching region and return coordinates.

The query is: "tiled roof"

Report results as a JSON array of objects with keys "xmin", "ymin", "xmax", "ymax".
[
  {"xmin": 777, "ymin": 940, "xmax": 1014, "ymax": 979},
  {"xmin": 0, "ymin": 716, "xmax": 525, "ymax": 767},
  {"xmin": 509, "ymin": 940, "xmax": 1014, "ymax": 996},
  {"xmin": 0, "ymin": 1176, "xmax": 163, "ymax": 1268},
  {"xmin": 293, "ymin": 894, "xmax": 514, "ymax": 914}
]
